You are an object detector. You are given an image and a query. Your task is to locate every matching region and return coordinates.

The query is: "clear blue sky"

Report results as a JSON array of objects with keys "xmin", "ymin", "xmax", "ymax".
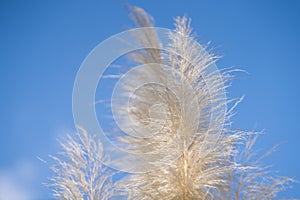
[{"xmin": 0, "ymin": 0, "xmax": 299, "ymax": 199}]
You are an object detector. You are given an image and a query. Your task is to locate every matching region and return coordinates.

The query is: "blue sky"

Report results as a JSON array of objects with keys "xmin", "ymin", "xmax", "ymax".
[{"xmin": 0, "ymin": 0, "xmax": 299, "ymax": 199}]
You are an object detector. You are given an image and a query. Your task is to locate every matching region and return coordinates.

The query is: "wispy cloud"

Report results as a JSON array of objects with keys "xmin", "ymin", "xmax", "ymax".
[{"xmin": 0, "ymin": 160, "xmax": 36, "ymax": 200}]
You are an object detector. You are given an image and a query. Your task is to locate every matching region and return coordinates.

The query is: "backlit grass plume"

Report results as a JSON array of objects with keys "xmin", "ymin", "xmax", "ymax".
[
  {"xmin": 50, "ymin": 5, "xmax": 294, "ymax": 200},
  {"xmin": 50, "ymin": 128, "xmax": 115, "ymax": 200}
]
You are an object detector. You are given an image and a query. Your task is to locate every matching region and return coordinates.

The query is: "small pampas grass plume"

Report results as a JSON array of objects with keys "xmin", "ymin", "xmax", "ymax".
[
  {"xmin": 49, "ymin": 128, "xmax": 115, "ymax": 200},
  {"xmin": 50, "ymin": 5, "xmax": 295, "ymax": 200}
]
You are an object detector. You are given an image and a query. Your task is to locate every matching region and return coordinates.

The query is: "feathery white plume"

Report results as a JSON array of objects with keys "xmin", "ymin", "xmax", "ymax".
[{"xmin": 50, "ymin": 5, "xmax": 295, "ymax": 200}]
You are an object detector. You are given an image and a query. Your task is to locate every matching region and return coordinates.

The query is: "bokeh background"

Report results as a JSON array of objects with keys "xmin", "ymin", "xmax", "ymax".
[{"xmin": 0, "ymin": 0, "xmax": 299, "ymax": 199}]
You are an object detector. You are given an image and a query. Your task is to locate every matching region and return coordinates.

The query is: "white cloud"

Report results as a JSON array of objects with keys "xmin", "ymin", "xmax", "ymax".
[{"xmin": 0, "ymin": 160, "xmax": 35, "ymax": 200}]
